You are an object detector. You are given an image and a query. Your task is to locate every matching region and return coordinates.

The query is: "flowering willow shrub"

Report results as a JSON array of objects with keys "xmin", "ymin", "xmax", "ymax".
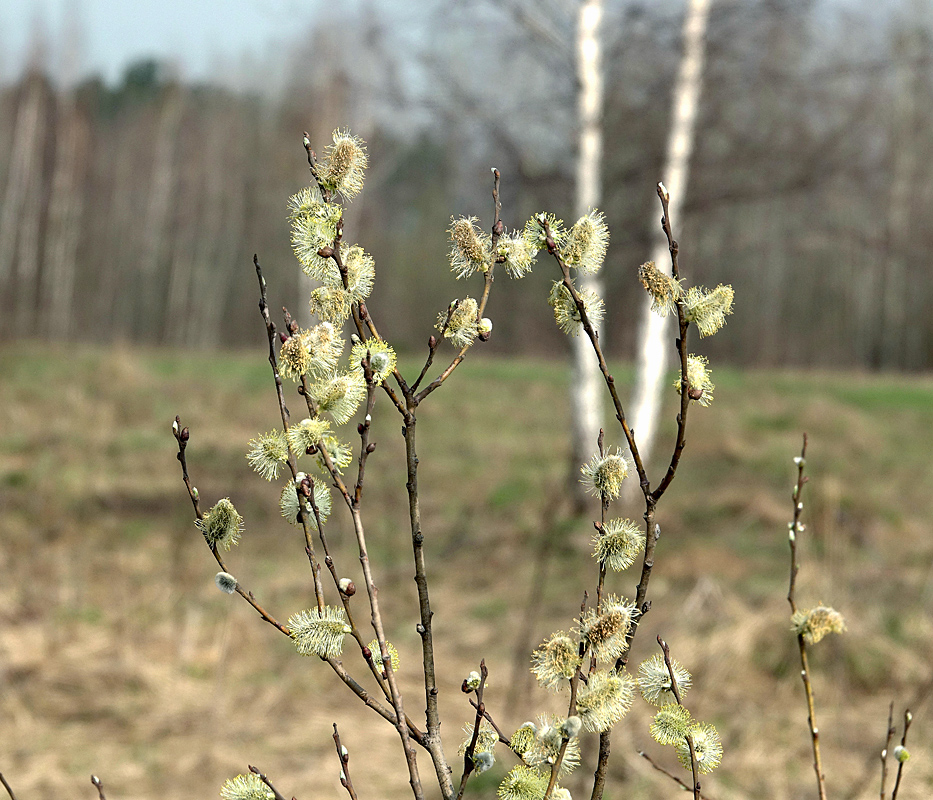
[{"xmin": 172, "ymin": 129, "xmax": 742, "ymax": 800}]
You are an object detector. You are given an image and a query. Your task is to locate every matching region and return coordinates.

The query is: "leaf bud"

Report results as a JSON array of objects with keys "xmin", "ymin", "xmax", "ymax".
[
  {"xmin": 473, "ymin": 751, "xmax": 495, "ymax": 774},
  {"xmin": 215, "ymin": 572, "xmax": 238, "ymax": 594},
  {"xmin": 464, "ymin": 670, "xmax": 482, "ymax": 691},
  {"xmin": 318, "ymin": 245, "xmax": 334, "ymax": 258},
  {"xmin": 279, "ymin": 331, "xmax": 289, "ymax": 343},
  {"xmin": 181, "ymin": 427, "xmax": 190, "ymax": 442},
  {"xmin": 560, "ymin": 716, "xmax": 583, "ymax": 738},
  {"xmin": 428, "ymin": 335, "xmax": 437, "ymax": 348},
  {"xmin": 366, "ymin": 443, "xmax": 376, "ymax": 454},
  {"xmin": 362, "ymin": 645, "xmax": 372, "ymax": 660}
]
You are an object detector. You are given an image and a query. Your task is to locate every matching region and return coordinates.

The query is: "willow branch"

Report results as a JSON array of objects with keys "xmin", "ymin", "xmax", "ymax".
[
  {"xmin": 638, "ymin": 752, "xmax": 715, "ymax": 800},
  {"xmin": 649, "ymin": 184, "xmax": 692, "ymax": 503},
  {"xmin": 658, "ymin": 635, "xmax": 700, "ymax": 800},
  {"xmin": 90, "ymin": 775, "xmax": 106, "ymax": 800},
  {"xmin": 879, "ymin": 702, "xmax": 895, "ymax": 800},
  {"xmin": 333, "ymin": 725, "xmax": 359, "ymax": 800},
  {"xmin": 785, "ymin": 434, "xmax": 827, "ymax": 800},
  {"xmin": 543, "ymin": 223, "xmax": 649, "ymax": 495},
  {"xmin": 249, "ymin": 765, "xmax": 288, "ymax": 800},
  {"xmin": 415, "ymin": 169, "xmax": 501, "ymax": 404},
  {"xmin": 0, "ymin": 774, "xmax": 16, "ymax": 800},
  {"xmin": 890, "ymin": 709, "xmax": 912, "ymax": 800},
  {"xmin": 254, "ymin": 258, "xmax": 327, "ymax": 611},
  {"xmin": 455, "ymin": 661, "xmax": 489, "ymax": 800}
]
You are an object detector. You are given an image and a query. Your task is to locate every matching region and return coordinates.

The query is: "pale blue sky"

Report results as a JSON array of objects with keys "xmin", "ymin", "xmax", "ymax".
[{"xmin": 1, "ymin": 0, "xmax": 331, "ymax": 85}]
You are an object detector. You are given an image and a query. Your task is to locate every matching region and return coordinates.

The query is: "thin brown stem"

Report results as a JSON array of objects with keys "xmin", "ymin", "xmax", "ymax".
[
  {"xmin": 649, "ymin": 184, "xmax": 693, "ymax": 503},
  {"xmin": 880, "ymin": 701, "xmax": 895, "ymax": 800},
  {"xmin": 249, "ymin": 765, "xmax": 288, "ymax": 800},
  {"xmin": 254, "ymin": 258, "xmax": 327, "ymax": 610},
  {"xmin": 890, "ymin": 709, "xmax": 912, "ymax": 800},
  {"xmin": 415, "ymin": 169, "xmax": 500, "ymax": 404},
  {"xmin": 657, "ymin": 636, "xmax": 701, "ymax": 800},
  {"xmin": 0, "ymin": 774, "xmax": 16, "ymax": 800},
  {"xmin": 785, "ymin": 435, "xmax": 827, "ymax": 800},
  {"xmin": 787, "ymin": 433, "xmax": 809, "ymax": 613},
  {"xmin": 172, "ymin": 417, "xmax": 202, "ymax": 519},
  {"xmin": 543, "ymin": 227, "xmax": 648, "ymax": 494},
  {"xmin": 348, "ymin": 500, "xmax": 423, "ymax": 800},
  {"xmin": 468, "ymin": 697, "xmax": 511, "ymax": 745},
  {"xmin": 354, "ymin": 354, "xmax": 380, "ymax": 506},
  {"xmin": 306, "ymin": 494, "xmax": 395, "ymax": 711},
  {"xmin": 455, "ymin": 661, "xmax": 489, "ymax": 800},
  {"xmin": 333, "ymin": 725, "xmax": 359, "ymax": 800},
  {"xmin": 638, "ymin": 751, "xmax": 715, "ymax": 800},
  {"xmin": 90, "ymin": 775, "xmax": 106, "ymax": 800},
  {"xmin": 543, "ymin": 599, "xmax": 587, "ymax": 800}
]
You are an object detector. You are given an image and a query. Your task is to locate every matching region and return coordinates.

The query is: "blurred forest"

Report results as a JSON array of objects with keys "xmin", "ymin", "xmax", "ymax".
[{"xmin": 2, "ymin": 0, "xmax": 933, "ymax": 369}]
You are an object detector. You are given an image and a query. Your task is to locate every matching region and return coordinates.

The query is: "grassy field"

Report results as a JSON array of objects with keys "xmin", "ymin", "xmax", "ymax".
[{"xmin": 1, "ymin": 343, "xmax": 932, "ymax": 800}]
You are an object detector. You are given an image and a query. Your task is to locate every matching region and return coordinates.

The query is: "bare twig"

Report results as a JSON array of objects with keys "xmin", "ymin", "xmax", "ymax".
[
  {"xmin": 658, "ymin": 636, "xmax": 701, "ymax": 800},
  {"xmin": 542, "ymin": 220, "xmax": 648, "ymax": 493},
  {"xmin": 890, "ymin": 709, "xmax": 912, "ymax": 800},
  {"xmin": 333, "ymin": 724, "xmax": 359, "ymax": 800},
  {"xmin": 786, "ymin": 434, "xmax": 827, "ymax": 800},
  {"xmin": 0, "ymin": 774, "xmax": 17, "ymax": 800},
  {"xmin": 879, "ymin": 701, "xmax": 895, "ymax": 800},
  {"xmin": 90, "ymin": 775, "xmax": 106, "ymax": 800},
  {"xmin": 455, "ymin": 661, "xmax": 489, "ymax": 800},
  {"xmin": 584, "ymin": 187, "xmax": 694, "ymax": 800},
  {"xmin": 172, "ymin": 417, "xmax": 202, "ymax": 519},
  {"xmin": 787, "ymin": 433, "xmax": 810, "ymax": 613},
  {"xmin": 253, "ymin": 259, "xmax": 327, "ymax": 611},
  {"xmin": 543, "ymin": 597, "xmax": 586, "ymax": 800},
  {"xmin": 648, "ymin": 183, "xmax": 693, "ymax": 504},
  {"xmin": 468, "ymin": 697, "xmax": 511, "ymax": 745},
  {"xmin": 414, "ymin": 168, "xmax": 501, "ymax": 404},
  {"xmin": 638, "ymin": 751, "xmax": 715, "ymax": 800},
  {"xmin": 354, "ymin": 353, "xmax": 380, "ymax": 506},
  {"xmin": 249, "ymin": 765, "xmax": 288, "ymax": 800}
]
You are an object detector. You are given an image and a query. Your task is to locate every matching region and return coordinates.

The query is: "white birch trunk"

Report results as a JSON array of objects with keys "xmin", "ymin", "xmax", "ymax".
[
  {"xmin": 626, "ymin": 0, "xmax": 711, "ymax": 494},
  {"xmin": 570, "ymin": 0, "xmax": 605, "ymax": 505}
]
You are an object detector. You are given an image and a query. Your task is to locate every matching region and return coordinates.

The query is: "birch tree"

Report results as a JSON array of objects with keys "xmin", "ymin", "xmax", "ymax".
[
  {"xmin": 570, "ymin": 0, "xmax": 607, "ymax": 510},
  {"xmin": 626, "ymin": 0, "xmax": 711, "ymax": 492}
]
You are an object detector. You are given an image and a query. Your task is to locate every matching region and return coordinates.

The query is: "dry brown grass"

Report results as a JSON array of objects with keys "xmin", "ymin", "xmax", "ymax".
[{"xmin": 1, "ymin": 344, "xmax": 931, "ymax": 799}]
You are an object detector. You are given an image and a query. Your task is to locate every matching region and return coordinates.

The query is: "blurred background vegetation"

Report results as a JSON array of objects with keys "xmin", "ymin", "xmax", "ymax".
[
  {"xmin": 2, "ymin": 348, "xmax": 932, "ymax": 798},
  {"xmin": 2, "ymin": 1, "xmax": 933, "ymax": 799},
  {"xmin": 3, "ymin": 0, "xmax": 933, "ymax": 368}
]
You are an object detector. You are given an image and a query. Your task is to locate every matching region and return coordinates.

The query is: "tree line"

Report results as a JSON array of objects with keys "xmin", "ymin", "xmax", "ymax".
[{"xmin": 1, "ymin": 0, "xmax": 931, "ymax": 369}]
